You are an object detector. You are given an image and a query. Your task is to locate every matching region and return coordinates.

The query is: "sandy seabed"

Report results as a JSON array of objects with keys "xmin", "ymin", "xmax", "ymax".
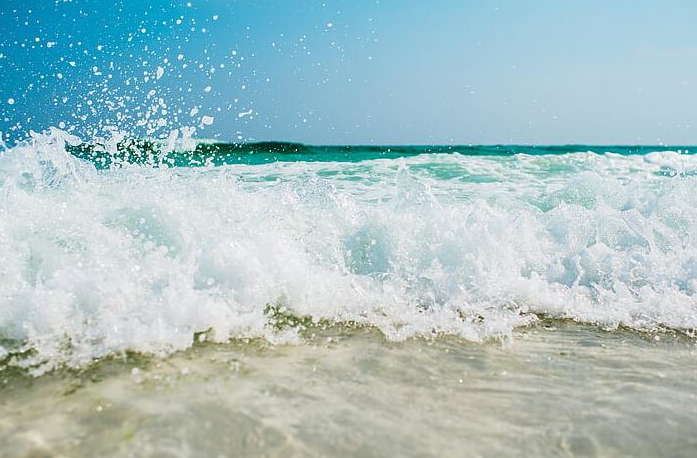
[{"xmin": 1, "ymin": 322, "xmax": 696, "ymax": 458}]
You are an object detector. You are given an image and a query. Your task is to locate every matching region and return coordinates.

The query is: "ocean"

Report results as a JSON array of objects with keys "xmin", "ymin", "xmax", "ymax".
[{"xmin": 1, "ymin": 131, "xmax": 696, "ymax": 456}]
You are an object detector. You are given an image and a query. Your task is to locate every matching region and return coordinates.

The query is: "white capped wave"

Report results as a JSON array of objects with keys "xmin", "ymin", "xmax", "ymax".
[{"xmin": 1, "ymin": 130, "xmax": 696, "ymax": 374}]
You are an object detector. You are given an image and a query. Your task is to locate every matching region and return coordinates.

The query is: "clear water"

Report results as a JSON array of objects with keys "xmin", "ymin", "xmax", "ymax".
[
  {"xmin": 1, "ymin": 131, "xmax": 696, "ymax": 456},
  {"xmin": 1, "ymin": 324, "xmax": 696, "ymax": 457}
]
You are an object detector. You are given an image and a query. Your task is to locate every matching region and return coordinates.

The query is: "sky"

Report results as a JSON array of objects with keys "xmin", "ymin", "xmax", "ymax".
[{"xmin": 0, "ymin": 0, "xmax": 696, "ymax": 145}]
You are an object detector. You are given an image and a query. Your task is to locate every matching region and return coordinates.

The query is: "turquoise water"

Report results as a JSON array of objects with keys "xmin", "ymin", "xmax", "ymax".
[{"xmin": 68, "ymin": 140, "xmax": 694, "ymax": 167}]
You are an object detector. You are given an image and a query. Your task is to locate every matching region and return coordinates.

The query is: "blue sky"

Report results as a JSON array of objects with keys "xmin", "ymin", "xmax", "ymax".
[{"xmin": 1, "ymin": 0, "xmax": 696, "ymax": 144}]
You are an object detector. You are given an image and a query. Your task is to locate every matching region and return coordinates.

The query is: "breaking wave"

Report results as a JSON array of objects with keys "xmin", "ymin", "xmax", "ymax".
[{"xmin": 1, "ymin": 130, "xmax": 696, "ymax": 373}]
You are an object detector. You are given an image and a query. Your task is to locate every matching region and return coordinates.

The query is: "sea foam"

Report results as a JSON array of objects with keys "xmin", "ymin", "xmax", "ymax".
[{"xmin": 1, "ymin": 131, "xmax": 696, "ymax": 373}]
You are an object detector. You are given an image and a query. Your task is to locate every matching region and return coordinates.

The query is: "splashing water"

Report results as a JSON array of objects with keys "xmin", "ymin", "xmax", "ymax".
[{"xmin": 0, "ymin": 130, "xmax": 695, "ymax": 374}]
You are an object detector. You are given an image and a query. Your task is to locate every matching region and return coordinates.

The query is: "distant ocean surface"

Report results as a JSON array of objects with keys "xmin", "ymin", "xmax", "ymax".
[{"xmin": 1, "ymin": 131, "xmax": 696, "ymax": 374}]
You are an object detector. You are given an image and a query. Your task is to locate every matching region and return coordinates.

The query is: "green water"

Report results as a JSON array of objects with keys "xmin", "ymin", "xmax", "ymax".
[{"xmin": 67, "ymin": 142, "xmax": 694, "ymax": 168}]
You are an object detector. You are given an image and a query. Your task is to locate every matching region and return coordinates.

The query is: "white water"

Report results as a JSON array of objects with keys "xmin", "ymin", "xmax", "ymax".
[{"xmin": 1, "ymin": 131, "xmax": 697, "ymax": 373}]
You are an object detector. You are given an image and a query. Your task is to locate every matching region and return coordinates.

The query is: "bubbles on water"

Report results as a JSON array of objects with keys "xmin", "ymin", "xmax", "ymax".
[{"xmin": 0, "ymin": 133, "xmax": 696, "ymax": 373}]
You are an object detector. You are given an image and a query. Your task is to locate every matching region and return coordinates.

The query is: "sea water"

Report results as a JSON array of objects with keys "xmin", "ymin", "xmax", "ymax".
[
  {"xmin": 1, "ymin": 324, "xmax": 696, "ymax": 457},
  {"xmin": 0, "ymin": 132, "xmax": 696, "ymax": 456}
]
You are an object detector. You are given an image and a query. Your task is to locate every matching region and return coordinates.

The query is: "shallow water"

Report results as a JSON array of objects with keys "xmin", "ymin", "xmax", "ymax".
[{"xmin": 1, "ymin": 323, "xmax": 695, "ymax": 458}]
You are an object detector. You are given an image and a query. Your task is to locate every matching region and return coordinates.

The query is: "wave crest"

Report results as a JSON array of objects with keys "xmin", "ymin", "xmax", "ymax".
[{"xmin": 1, "ymin": 130, "xmax": 696, "ymax": 374}]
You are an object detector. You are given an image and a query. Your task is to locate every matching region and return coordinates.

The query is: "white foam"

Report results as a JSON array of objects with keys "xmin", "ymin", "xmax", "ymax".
[{"xmin": 1, "ymin": 131, "xmax": 696, "ymax": 373}]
